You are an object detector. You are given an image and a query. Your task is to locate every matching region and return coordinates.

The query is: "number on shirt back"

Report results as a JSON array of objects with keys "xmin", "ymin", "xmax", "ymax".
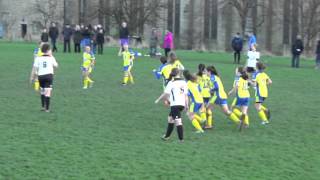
[{"xmin": 43, "ymin": 62, "xmax": 47, "ymax": 68}]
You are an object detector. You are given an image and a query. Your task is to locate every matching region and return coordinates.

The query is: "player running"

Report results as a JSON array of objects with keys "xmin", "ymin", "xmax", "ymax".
[
  {"xmin": 206, "ymin": 65, "xmax": 241, "ymax": 126},
  {"xmin": 253, "ymin": 62, "xmax": 272, "ymax": 125},
  {"xmin": 82, "ymin": 46, "xmax": 95, "ymax": 89},
  {"xmin": 153, "ymin": 56, "xmax": 172, "ymax": 89},
  {"xmin": 155, "ymin": 68, "xmax": 188, "ymax": 142},
  {"xmin": 197, "ymin": 64, "xmax": 213, "ymax": 129},
  {"xmin": 31, "ymin": 44, "xmax": 58, "ymax": 112}
]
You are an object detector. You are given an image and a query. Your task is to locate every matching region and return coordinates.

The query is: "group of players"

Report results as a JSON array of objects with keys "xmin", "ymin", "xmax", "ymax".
[
  {"xmin": 30, "ymin": 41, "xmax": 272, "ymax": 142},
  {"xmin": 154, "ymin": 48, "xmax": 272, "ymax": 142}
]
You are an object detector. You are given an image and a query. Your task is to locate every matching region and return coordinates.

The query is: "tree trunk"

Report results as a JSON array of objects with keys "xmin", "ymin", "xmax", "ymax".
[
  {"xmin": 291, "ymin": 0, "xmax": 299, "ymax": 43},
  {"xmin": 265, "ymin": 0, "xmax": 273, "ymax": 51},
  {"xmin": 104, "ymin": 0, "xmax": 110, "ymax": 35},
  {"xmin": 98, "ymin": 0, "xmax": 104, "ymax": 25},
  {"xmin": 187, "ymin": 0, "xmax": 195, "ymax": 50},
  {"xmin": 251, "ymin": 0, "xmax": 258, "ymax": 35},
  {"xmin": 283, "ymin": 0, "xmax": 290, "ymax": 45},
  {"xmin": 174, "ymin": 0, "xmax": 181, "ymax": 48},
  {"xmin": 211, "ymin": 0, "xmax": 218, "ymax": 40},
  {"xmin": 203, "ymin": 0, "xmax": 210, "ymax": 48},
  {"xmin": 167, "ymin": 0, "xmax": 174, "ymax": 32}
]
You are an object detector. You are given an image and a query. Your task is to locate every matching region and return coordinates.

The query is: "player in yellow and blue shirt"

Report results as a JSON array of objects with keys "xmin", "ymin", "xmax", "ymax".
[
  {"xmin": 253, "ymin": 62, "xmax": 272, "ymax": 125},
  {"xmin": 119, "ymin": 44, "xmax": 134, "ymax": 85},
  {"xmin": 197, "ymin": 64, "xmax": 213, "ymax": 129},
  {"xmin": 206, "ymin": 65, "xmax": 241, "ymax": 126},
  {"xmin": 169, "ymin": 52, "xmax": 184, "ymax": 71},
  {"xmin": 229, "ymin": 68, "xmax": 251, "ymax": 129},
  {"xmin": 153, "ymin": 56, "xmax": 172, "ymax": 89},
  {"xmin": 82, "ymin": 46, "xmax": 95, "ymax": 89},
  {"xmin": 183, "ymin": 70, "xmax": 206, "ymax": 133}
]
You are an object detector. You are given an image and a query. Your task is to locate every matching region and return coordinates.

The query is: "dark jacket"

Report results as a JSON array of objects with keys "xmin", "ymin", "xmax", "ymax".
[
  {"xmin": 119, "ymin": 27, "xmax": 129, "ymax": 39},
  {"xmin": 292, "ymin": 39, "xmax": 304, "ymax": 55},
  {"xmin": 97, "ymin": 32, "xmax": 105, "ymax": 44},
  {"xmin": 316, "ymin": 42, "xmax": 320, "ymax": 54},
  {"xmin": 41, "ymin": 32, "xmax": 49, "ymax": 42},
  {"xmin": 63, "ymin": 27, "xmax": 73, "ymax": 40},
  {"xmin": 73, "ymin": 30, "xmax": 82, "ymax": 44},
  {"xmin": 81, "ymin": 29, "xmax": 91, "ymax": 39},
  {"xmin": 232, "ymin": 37, "xmax": 243, "ymax": 51},
  {"xmin": 49, "ymin": 26, "xmax": 59, "ymax": 39}
]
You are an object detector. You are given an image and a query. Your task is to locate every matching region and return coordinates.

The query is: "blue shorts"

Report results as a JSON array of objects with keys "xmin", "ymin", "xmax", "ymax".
[
  {"xmin": 123, "ymin": 65, "xmax": 129, "ymax": 71},
  {"xmin": 236, "ymin": 97, "xmax": 250, "ymax": 106},
  {"xmin": 215, "ymin": 98, "xmax": 228, "ymax": 105},
  {"xmin": 81, "ymin": 67, "xmax": 89, "ymax": 72},
  {"xmin": 120, "ymin": 38, "xmax": 129, "ymax": 46},
  {"xmin": 203, "ymin": 98, "xmax": 210, "ymax": 105},
  {"xmin": 255, "ymin": 96, "xmax": 266, "ymax": 103},
  {"xmin": 190, "ymin": 103, "xmax": 203, "ymax": 113}
]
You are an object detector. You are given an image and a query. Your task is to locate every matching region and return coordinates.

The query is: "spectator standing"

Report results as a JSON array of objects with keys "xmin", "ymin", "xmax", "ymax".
[
  {"xmin": 119, "ymin": 22, "xmax": 129, "ymax": 48},
  {"xmin": 49, "ymin": 23, "xmax": 59, "ymax": 52},
  {"xmin": 96, "ymin": 29, "xmax": 105, "ymax": 55},
  {"xmin": 247, "ymin": 32, "xmax": 256, "ymax": 50},
  {"xmin": 315, "ymin": 40, "xmax": 320, "ymax": 69},
  {"xmin": 163, "ymin": 30, "xmax": 174, "ymax": 57},
  {"xmin": 62, "ymin": 24, "xmax": 73, "ymax": 53},
  {"xmin": 41, "ymin": 28, "xmax": 49, "ymax": 43},
  {"xmin": 149, "ymin": 28, "xmax": 159, "ymax": 57},
  {"xmin": 73, "ymin": 25, "xmax": 82, "ymax": 53},
  {"xmin": 231, "ymin": 32, "xmax": 243, "ymax": 64},
  {"xmin": 291, "ymin": 35, "xmax": 304, "ymax": 68}
]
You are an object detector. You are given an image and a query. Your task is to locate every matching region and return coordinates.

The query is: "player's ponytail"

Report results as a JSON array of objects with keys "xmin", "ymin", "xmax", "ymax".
[
  {"xmin": 197, "ymin": 64, "xmax": 206, "ymax": 76},
  {"xmin": 169, "ymin": 68, "xmax": 179, "ymax": 81},
  {"xmin": 206, "ymin": 65, "xmax": 219, "ymax": 76},
  {"xmin": 241, "ymin": 71, "xmax": 249, "ymax": 80}
]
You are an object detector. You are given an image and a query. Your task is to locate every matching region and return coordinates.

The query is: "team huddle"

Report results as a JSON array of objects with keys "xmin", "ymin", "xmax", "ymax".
[
  {"xmin": 154, "ymin": 47, "xmax": 272, "ymax": 142},
  {"xmin": 29, "ymin": 42, "xmax": 272, "ymax": 142}
]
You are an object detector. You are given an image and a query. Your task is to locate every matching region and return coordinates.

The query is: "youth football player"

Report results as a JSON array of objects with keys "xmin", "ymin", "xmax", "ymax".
[
  {"xmin": 119, "ymin": 43, "xmax": 134, "ymax": 85},
  {"xmin": 206, "ymin": 65, "xmax": 241, "ymax": 126},
  {"xmin": 153, "ymin": 56, "xmax": 172, "ymax": 88},
  {"xmin": 229, "ymin": 69, "xmax": 251, "ymax": 129},
  {"xmin": 30, "ymin": 42, "xmax": 44, "ymax": 91},
  {"xmin": 197, "ymin": 64, "xmax": 213, "ymax": 129},
  {"xmin": 31, "ymin": 44, "xmax": 58, "ymax": 112},
  {"xmin": 82, "ymin": 46, "xmax": 95, "ymax": 89},
  {"xmin": 183, "ymin": 70, "xmax": 206, "ymax": 133},
  {"xmin": 253, "ymin": 62, "xmax": 272, "ymax": 125},
  {"xmin": 168, "ymin": 51, "xmax": 184, "ymax": 71},
  {"xmin": 155, "ymin": 68, "xmax": 188, "ymax": 142}
]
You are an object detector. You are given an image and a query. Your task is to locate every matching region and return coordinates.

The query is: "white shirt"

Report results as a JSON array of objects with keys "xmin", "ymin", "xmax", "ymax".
[
  {"xmin": 247, "ymin": 51, "xmax": 260, "ymax": 68},
  {"xmin": 164, "ymin": 79, "xmax": 188, "ymax": 106},
  {"xmin": 33, "ymin": 55, "xmax": 58, "ymax": 76}
]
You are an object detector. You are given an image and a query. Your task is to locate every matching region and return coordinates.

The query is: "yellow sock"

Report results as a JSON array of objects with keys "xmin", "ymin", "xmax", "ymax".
[
  {"xmin": 261, "ymin": 105, "xmax": 267, "ymax": 111},
  {"xmin": 200, "ymin": 111, "xmax": 207, "ymax": 123},
  {"xmin": 229, "ymin": 113, "xmax": 240, "ymax": 124},
  {"xmin": 233, "ymin": 108, "xmax": 242, "ymax": 117},
  {"xmin": 123, "ymin": 75, "xmax": 129, "ymax": 84},
  {"xmin": 192, "ymin": 119, "xmax": 203, "ymax": 131},
  {"xmin": 129, "ymin": 74, "xmax": 134, "ymax": 84},
  {"xmin": 244, "ymin": 115, "xmax": 249, "ymax": 126},
  {"xmin": 194, "ymin": 114, "xmax": 204, "ymax": 123},
  {"xmin": 83, "ymin": 78, "xmax": 89, "ymax": 88},
  {"xmin": 231, "ymin": 98, "xmax": 237, "ymax": 108},
  {"xmin": 207, "ymin": 109, "xmax": 213, "ymax": 127},
  {"xmin": 258, "ymin": 110, "xmax": 268, "ymax": 122},
  {"xmin": 34, "ymin": 80, "xmax": 40, "ymax": 91},
  {"xmin": 87, "ymin": 77, "xmax": 94, "ymax": 83}
]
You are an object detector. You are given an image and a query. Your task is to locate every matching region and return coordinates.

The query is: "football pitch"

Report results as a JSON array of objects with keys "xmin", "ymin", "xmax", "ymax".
[{"xmin": 0, "ymin": 41, "xmax": 319, "ymax": 179}]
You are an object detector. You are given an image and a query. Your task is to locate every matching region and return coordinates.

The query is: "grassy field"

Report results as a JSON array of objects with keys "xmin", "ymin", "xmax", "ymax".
[{"xmin": 0, "ymin": 41, "xmax": 319, "ymax": 180}]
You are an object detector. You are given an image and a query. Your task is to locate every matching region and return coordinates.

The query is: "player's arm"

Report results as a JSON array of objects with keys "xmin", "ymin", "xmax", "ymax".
[
  {"xmin": 118, "ymin": 48, "xmax": 122, "ymax": 56},
  {"xmin": 267, "ymin": 75, "xmax": 272, "ymax": 85},
  {"xmin": 155, "ymin": 93, "xmax": 169, "ymax": 104},
  {"xmin": 53, "ymin": 57, "xmax": 59, "ymax": 69}
]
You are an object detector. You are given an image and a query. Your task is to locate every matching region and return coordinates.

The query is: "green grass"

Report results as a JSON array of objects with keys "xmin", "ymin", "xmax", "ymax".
[{"xmin": 0, "ymin": 42, "xmax": 319, "ymax": 180}]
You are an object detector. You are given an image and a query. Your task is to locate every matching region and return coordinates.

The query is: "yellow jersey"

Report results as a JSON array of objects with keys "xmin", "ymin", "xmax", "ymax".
[
  {"xmin": 254, "ymin": 72, "xmax": 270, "ymax": 98},
  {"xmin": 161, "ymin": 63, "xmax": 172, "ymax": 80},
  {"xmin": 210, "ymin": 75, "xmax": 227, "ymax": 99},
  {"xmin": 34, "ymin": 48, "xmax": 43, "ymax": 58},
  {"xmin": 237, "ymin": 77, "xmax": 250, "ymax": 98},
  {"xmin": 197, "ymin": 74, "xmax": 211, "ymax": 98},
  {"xmin": 83, "ymin": 52, "xmax": 95, "ymax": 68},
  {"xmin": 187, "ymin": 81, "xmax": 204, "ymax": 103},
  {"xmin": 172, "ymin": 60, "xmax": 184, "ymax": 70},
  {"xmin": 122, "ymin": 51, "xmax": 133, "ymax": 67}
]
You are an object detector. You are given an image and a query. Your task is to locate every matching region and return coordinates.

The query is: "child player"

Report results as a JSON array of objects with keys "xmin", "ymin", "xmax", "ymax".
[
  {"xmin": 82, "ymin": 46, "xmax": 95, "ymax": 89},
  {"xmin": 153, "ymin": 56, "xmax": 172, "ymax": 89},
  {"xmin": 30, "ymin": 42, "xmax": 44, "ymax": 91},
  {"xmin": 155, "ymin": 68, "xmax": 188, "ymax": 142},
  {"xmin": 119, "ymin": 43, "xmax": 134, "ymax": 85},
  {"xmin": 253, "ymin": 62, "xmax": 272, "ymax": 125},
  {"xmin": 197, "ymin": 64, "xmax": 213, "ymax": 129},
  {"xmin": 206, "ymin": 65, "xmax": 241, "ymax": 126},
  {"xmin": 183, "ymin": 70, "xmax": 206, "ymax": 133}
]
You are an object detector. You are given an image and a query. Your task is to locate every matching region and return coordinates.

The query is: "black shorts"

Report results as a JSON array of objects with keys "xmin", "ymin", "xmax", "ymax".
[
  {"xmin": 246, "ymin": 67, "xmax": 255, "ymax": 73},
  {"xmin": 169, "ymin": 105, "xmax": 185, "ymax": 119},
  {"xmin": 38, "ymin": 74, "xmax": 53, "ymax": 88}
]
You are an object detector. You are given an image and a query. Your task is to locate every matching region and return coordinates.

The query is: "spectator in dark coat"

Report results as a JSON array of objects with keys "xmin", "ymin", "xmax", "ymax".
[
  {"xmin": 291, "ymin": 35, "xmax": 304, "ymax": 68},
  {"xmin": 63, "ymin": 24, "xmax": 73, "ymax": 53},
  {"xmin": 40, "ymin": 28, "xmax": 49, "ymax": 43},
  {"xmin": 96, "ymin": 29, "xmax": 105, "ymax": 55},
  {"xmin": 49, "ymin": 22, "xmax": 59, "ymax": 52},
  {"xmin": 149, "ymin": 28, "xmax": 159, "ymax": 57},
  {"xmin": 315, "ymin": 40, "xmax": 320, "ymax": 69},
  {"xmin": 231, "ymin": 32, "xmax": 243, "ymax": 64},
  {"xmin": 73, "ymin": 25, "xmax": 82, "ymax": 53},
  {"xmin": 119, "ymin": 22, "xmax": 129, "ymax": 48}
]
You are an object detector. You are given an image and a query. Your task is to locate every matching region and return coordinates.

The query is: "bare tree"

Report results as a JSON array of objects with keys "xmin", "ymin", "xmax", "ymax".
[
  {"xmin": 33, "ymin": 0, "xmax": 62, "ymax": 28},
  {"xmin": 265, "ymin": 0, "xmax": 274, "ymax": 51}
]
